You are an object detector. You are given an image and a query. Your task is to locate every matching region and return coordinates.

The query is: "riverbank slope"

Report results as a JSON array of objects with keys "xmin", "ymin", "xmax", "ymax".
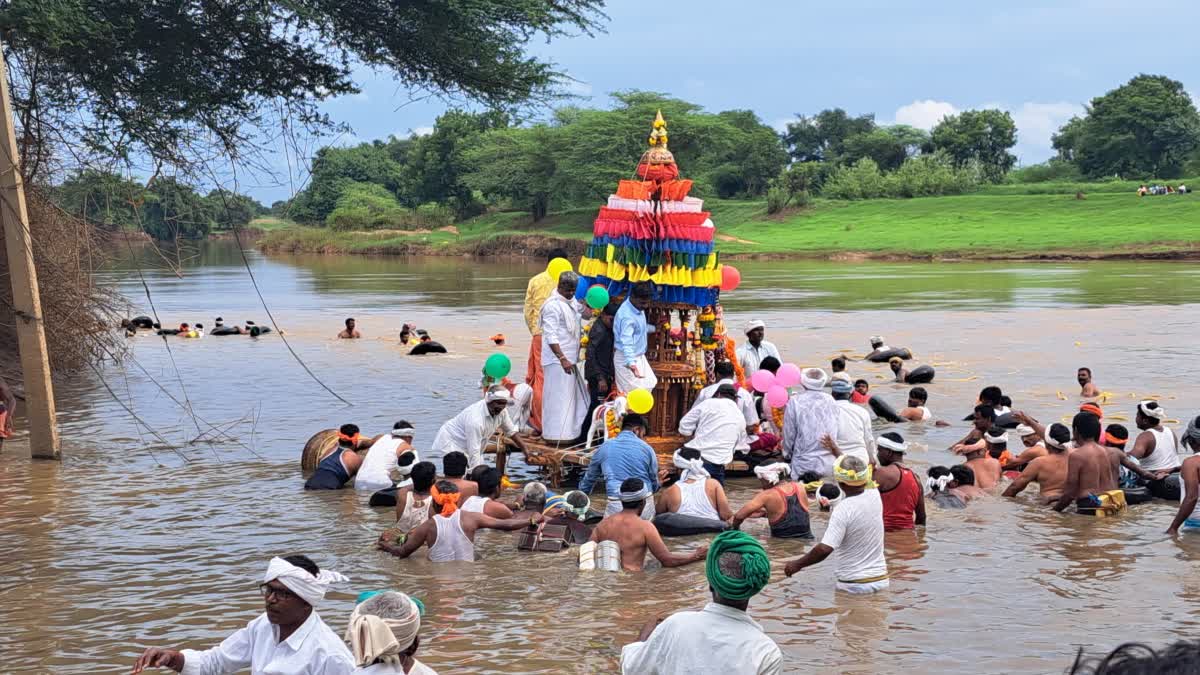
[{"xmin": 256, "ymin": 192, "xmax": 1200, "ymax": 260}]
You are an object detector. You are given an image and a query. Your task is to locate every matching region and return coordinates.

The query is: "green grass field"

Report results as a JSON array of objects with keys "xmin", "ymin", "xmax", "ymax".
[{"xmin": 257, "ymin": 191, "xmax": 1200, "ymax": 259}]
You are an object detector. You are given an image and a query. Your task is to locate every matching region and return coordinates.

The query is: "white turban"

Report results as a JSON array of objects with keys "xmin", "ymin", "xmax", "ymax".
[
  {"xmin": 801, "ymin": 368, "xmax": 828, "ymax": 391},
  {"xmin": 391, "ymin": 427, "xmax": 415, "ymax": 438},
  {"xmin": 925, "ymin": 474, "xmax": 952, "ymax": 493},
  {"xmin": 1045, "ymin": 423, "xmax": 1070, "ymax": 451},
  {"xmin": 486, "ymin": 388, "xmax": 511, "ymax": 403},
  {"xmin": 984, "ymin": 430, "xmax": 1008, "ymax": 445},
  {"xmin": 744, "ymin": 319, "xmax": 765, "ymax": 335},
  {"xmin": 264, "ymin": 557, "xmax": 348, "ymax": 606},
  {"xmin": 1139, "ymin": 400, "xmax": 1166, "ymax": 420},
  {"xmin": 672, "ymin": 450, "xmax": 709, "ymax": 481},
  {"xmin": 345, "ymin": 593, "xmax": 421, "ymax": 668},
  {"xmin": 876, "ymin": 435, "xmax": 909, "ymax": 453},
  {"xmin": 754, "ymin": 462, "xmax": 791, "ymax": 485},
  {"xmin": 1015, "ymin": 424, "xmax": 1036, "ymax": 437}
]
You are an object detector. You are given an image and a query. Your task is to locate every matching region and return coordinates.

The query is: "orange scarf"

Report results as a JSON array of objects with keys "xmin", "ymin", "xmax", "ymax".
[
  {"xmin": 430, "ymin": 485, "xmax": 461, "ymax": 516},
  {"xmin": 338, "ymin": 432, "xmax": 361, "ymax": 446}
]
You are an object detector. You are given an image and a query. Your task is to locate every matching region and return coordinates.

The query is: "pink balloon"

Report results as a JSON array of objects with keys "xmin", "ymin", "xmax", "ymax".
[
  {"xmin": 720, "ymin": 265, "xmax": 741, "ymax": 292},
  {"xmin": 751, "ymin": 369, "xmax": 776, "ymax": 393},
  {"xmin": 766, "ymin": 384, "xmax": 789, "ymax": 409},
  {"xmin": 776, "ymin": 363, "xmax": 802, "ymax": 388}
]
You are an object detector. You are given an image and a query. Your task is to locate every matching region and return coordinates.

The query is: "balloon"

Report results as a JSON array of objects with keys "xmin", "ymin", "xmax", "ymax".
[
  {"xmin": 766, "ymin": 385, "xmax": 789, "ymax": 409},
  {"xmin": 627, "ymin": 388, "xmax": 654, "ymax": 414},
  {"xmin": 574, "ymin": 275, "xmax": 588, "ymax": 300},
  {"xmin": 751, "ymin": 369, "xmax": 776, "ymax": 393},
  {"xmin": 719, "ymin": 265, "xmax": 741, "ymax": 292},
  {"xmin": 483, "ymin": 353, "xmax": 512, "ymax": 379},
  {"xmin": 585, "ymin": 285, "xmax": 610, "ymax": 310},
  {"xmin": 547, "ymin": 257, "xmax": 573, "ymax": 281},
  {"xmin": 776, "ymin": 363, "xmax": 802, "ymax": 388}
]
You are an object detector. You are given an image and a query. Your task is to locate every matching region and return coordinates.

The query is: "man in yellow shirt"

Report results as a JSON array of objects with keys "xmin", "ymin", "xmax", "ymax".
[{"xmin": 524, "ymin": 248, "xmax": 569, "ymax": 434}]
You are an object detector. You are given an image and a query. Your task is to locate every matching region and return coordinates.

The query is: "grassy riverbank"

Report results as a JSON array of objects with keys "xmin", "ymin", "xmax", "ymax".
[{"xmin": 255, "ymin": 191, "xmax": 1200, "ymax": 260}]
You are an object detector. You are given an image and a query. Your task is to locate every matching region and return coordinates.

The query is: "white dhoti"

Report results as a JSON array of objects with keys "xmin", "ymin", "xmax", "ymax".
[
  {"xmin": 541, "ymin": 364, "xmax": 589, "ymax": 442},
  {"xmin": 615, "ymin": 353, "xmax": 658, "ymax": 393}
]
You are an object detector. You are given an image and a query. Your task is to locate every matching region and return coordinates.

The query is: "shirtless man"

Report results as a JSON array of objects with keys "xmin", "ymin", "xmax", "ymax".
[
  {"xmin": 337, "ymin": 317, "xmax": 361, "ymax": 339},
  {"xmin": 926, "ymin": 465, "xmax": 988, "ymax": 505},
  {"xmin": 441, "ymin": 451, "xmax": 479, "ymax": 499},
  {"xmin": 1004, "ymin": 423, "xmax": 1073, "ymax": 503},
  {"xmin": 951, "ymin": 404, "xmax": 995, "ymax": 451},
  {"xmin": 962, "ymin": 444, "xmax": 1002, "ymax": 489},
  {"xmin": 889, "ymin": 358, "xmax": 910, "ymax": 384},
  {"xmin": 1167, "ymin": 419, "xmax": 1200, "ymax": 536},
  {"xmin": 1004, "ymin": 415, "xmax": 1050, "ymax": 470},
  {"xmin": 377, "ymin": 480, "xmax": 539, "ymax": 561},
  {"xmin": 1053, "ymin": 413, "xmax": 1125, "ymax": 514},
  {"xmin": 1078, "ymin": 367, "xmax": 1099, "ymax": 398},
  {"xmin": 589, "ymin": 478, "xmax": 708, "ymax": 572}
]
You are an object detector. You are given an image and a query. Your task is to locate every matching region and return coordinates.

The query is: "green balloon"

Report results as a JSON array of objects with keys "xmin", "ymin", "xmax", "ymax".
[
  {"xmin": 585, "ymin": 285, "xmax": 610, "ymax": 310},
  {"xmin": 484, "ymin": 353, "xmax": 512, "ymax": 379}
]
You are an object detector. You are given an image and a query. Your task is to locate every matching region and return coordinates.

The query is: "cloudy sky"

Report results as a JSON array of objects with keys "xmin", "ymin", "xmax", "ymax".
[{"xmin": 253, "ymin": 0, "xmax": 1199, "ymax": 201}]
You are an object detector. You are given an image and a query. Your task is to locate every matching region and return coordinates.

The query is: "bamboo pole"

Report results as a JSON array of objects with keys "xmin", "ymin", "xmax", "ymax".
[{"xmin": 0, "ymin": 38, "xmax": 60, "ymax": 459}]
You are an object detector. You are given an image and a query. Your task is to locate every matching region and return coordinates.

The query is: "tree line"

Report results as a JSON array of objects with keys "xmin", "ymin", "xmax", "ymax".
[{"xmin": 281, "ymin": 74, "xmax": 1198, "ymax": 228}]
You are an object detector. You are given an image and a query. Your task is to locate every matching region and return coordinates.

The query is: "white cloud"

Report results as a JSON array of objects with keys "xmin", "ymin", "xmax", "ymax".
[
  {"xmin": 410, "ymin": 126, "xmax": 434, "ymax": 137},
  {"xmin": 892, "ymin": 100, "xmax": 958, "ymax": 130},
  {"xmin": 1009, "ymin": 101, "xmax": 1083, "ymax": 158}
]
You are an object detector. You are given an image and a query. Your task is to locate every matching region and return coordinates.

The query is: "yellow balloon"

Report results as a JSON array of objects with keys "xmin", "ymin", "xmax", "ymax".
[
  {"xmin": 627, "ymin": 388, "xmax": 654, "ymax": 414},
  {"xmin": 547, "ymin": 257, "xmax": 573, "ymax": 280}
]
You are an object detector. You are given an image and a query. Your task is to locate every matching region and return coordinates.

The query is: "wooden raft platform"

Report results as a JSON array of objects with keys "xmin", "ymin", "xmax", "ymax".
[{"xmin": 491, "ymin": 433, "xmax": 751, "ymax": 488}]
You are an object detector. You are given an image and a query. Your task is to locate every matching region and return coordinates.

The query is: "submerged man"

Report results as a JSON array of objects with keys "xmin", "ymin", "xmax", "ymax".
[
  {"xmin": 784, "ymin": 456, "xmax": 889, "ymax": 594},
  {"xmin": 1078, "ymin": 367, "xmax": 1099, "ymax": 398},
  {"xmin": 430, "ymin": 389, "xmax": 528, "ymax": 470},
  {"xmin": 874, "ymin": 432, "xmax": 926, "ymax": 532},
  {"xmin": 463, "ymin": 466, "xmax": 515, "ymax": 519},
  {"xmin": 614, "ymin": 281, "xmax": 658, "ymax": 393},
  {"xmin": 729, "ymin": 462, "xmax": 812, "ymax": 539},
  {"xmin": 899, "ymin": 387, "xmax": 932, "ymax": 423},
  {"xmin": 736, "ymin": 320, "xmax": 781, "ymax": 377},
  {"xmin": 1054, "ymin": 412, "xmax": 1127, "ymax": 516},
  {"xmin": 305, "ymin": 424, "xmax": 366, "ymax": 490},
  {"xmin": 539, "ymin": 270, "xmax": 589, "ymax": 443},
  {"xmin": 408, "ymin": 331, "xmax": 448, "ymax": 355},
  {"xmin": 338, "ymin": 318, "xmax": 361, "ymax": 339},
  {"xmin": 392, "ymin": 461, "xmax": 437, "ymax": 537},
  {"xmin": 620, "ymin": 530, "xmax": 782, "ymax": 675},
  {"xmin": 652, "ymin": 448, "xmax": 733, "ymax": 533},
  {"xmin": 588, "ymin": 478, "xmax": 708, "ymax": 572},
  {"xmin": 131, "ymin": 555, "xmax": 354, "ymax": 674},
  {"xmin": 926, "ymin": 465, "xmax": 987, "ymax": 506},
  {"xmin": 377, "ymin": 480, "xmax": 539, "ymax": 562},
  {"xmin": 440, "ymin": 452, "xmax": 479, "ymax": 499},
  {"xmin": 523, "ymin": 248, "xmax": 570, "ymax": 433},
  {"xmin": 1003, "ymin": 423, "xmax": 1073, "ymax": 504}
]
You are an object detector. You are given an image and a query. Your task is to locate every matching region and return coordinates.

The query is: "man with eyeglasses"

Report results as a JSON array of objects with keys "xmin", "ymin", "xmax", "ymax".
[{"xmin": 131, "ymin": 554, "xmax": 354, "ymax": 674}]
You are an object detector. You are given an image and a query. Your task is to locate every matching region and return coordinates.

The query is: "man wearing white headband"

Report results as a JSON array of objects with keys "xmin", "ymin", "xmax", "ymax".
[
  {"xmin": 132, "ymin": 555, "xmax": 353, "ymax": 675},
  {"xmin": 730, "ymin": 463, "xmax": 813, "ymax": 539},
  {"xmin": 651, "ymin": 448, "xmax": 733, "ymax": 537},
  {"xmin": 589, "ymin": 478, "xmax": 708, "ymax": 571},
  {"xmin": 1132, "ymin": 400, "xmax": 1183, "ymax": 473},
  {"xmin": 735, "ymin": 319, "xmax": 780, "ymax": 376},
  {"xmin": 874, "ymin": 432, "xmax": 926, "ymax": 531},
  {"xmin": 345, "ymin": 591, "xmax": 433, "ymax": 674},
  {"xmin": 356, "ymin": 421, "xmax": 417, "ymax": 492},
  {"xmin": 430, "ymin": 387, "xmax": 529, "ymax": 470},
  {"xmin": 1004, "ymin": 423, "xmax": 1074, "ymax": 504},
  {"xmin": 1002, "ymin": 414, "xmax": 1052, "ymax": 471},
  {"xmin": 782, "ymin": 368, "xmax": 839, "ymax": 479}
]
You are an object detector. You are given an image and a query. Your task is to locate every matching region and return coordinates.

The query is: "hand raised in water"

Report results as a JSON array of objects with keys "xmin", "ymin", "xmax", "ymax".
[{"xmin": 131, "ymin": 647, "xmax": 184, "ymax": 674}]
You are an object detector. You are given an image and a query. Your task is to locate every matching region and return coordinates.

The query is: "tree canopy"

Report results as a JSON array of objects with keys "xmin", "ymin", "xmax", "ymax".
[{"xmin": 930, "ymin": 109, "xmax": 1017, "ymax": 183}]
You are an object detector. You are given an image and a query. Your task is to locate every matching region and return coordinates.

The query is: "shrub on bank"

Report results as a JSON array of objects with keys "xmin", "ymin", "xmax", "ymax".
[
  {"xmin": 820, "ymin": 155, "xmax": 977, "ymax": 200},
  {"xmin": 326, "ymin": 182, "xmax": 456, "ymax": 230}
]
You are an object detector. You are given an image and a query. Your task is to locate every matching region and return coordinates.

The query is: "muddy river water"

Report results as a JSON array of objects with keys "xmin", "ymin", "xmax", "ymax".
[{"xmin": 3, "ymin": 243, "xmax": 1200, "ymax": 673}]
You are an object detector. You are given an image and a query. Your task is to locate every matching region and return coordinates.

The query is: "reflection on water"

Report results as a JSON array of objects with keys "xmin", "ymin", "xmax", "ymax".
[{"xmin": 2, "ymin": 241, "xmax": 1200, "ymax": 673}]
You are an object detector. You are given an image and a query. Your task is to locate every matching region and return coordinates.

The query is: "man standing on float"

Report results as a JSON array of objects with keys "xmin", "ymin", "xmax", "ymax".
[{"xmin": 614, "ymin": 281, "xmax": 658, "ymax": 394}]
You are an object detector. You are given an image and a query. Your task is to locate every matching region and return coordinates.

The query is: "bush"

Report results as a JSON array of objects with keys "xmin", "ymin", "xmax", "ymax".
[
  {"xmin": 1006, "ymin": 160, "xmax": 1082, "ymax": 184},
  {"xmin": 765, "ymin": 187, "xmax": 789, "ymax": 214},
  {"xmin": 822, "ymin": 158, "xmax": 888, "ymax": 200},
  {"xmin": 886, "ymin": 154, "xmax": 978, "ymax": 197},
  {"xmin": 326, "ymin": 182, "xmax": 407, "ymax": 230}
]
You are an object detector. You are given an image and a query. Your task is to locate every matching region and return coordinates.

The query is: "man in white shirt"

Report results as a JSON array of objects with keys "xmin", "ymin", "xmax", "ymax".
[
  {"xmin": 784, "ymin": 455, "xmax": 888, "ymax": 594},
  {"xmin": 830, "ymin": 379, "xmax": 876, "ymax": 466},
  {"xmin": 693, "ymin": 361, "xmax": 759, "ymax": 431},
  {"xmin": 678, "ymin": 384, "xmax": 750, "ymax": 485},
  {"xmin": 621, "ymin": 530, "xmax": 782, "ymax": 675},
  {"xmin": 538, "ymin": 270, "xmax": 589, "ymax": 443},
  {"xmin": 735, "ymin": 320, "xmax": 781, "ymax": 376},
  {"xmin": 132, "ymin": 555, "xmax": 354, "ymax": 675},
  {"xmin": 431, "ymin": 389, "xmax": 529, "ymax": 470}
]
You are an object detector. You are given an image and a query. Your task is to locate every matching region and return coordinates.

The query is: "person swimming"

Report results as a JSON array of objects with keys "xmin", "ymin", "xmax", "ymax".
[
  {"xmin": 408, "ymin": 330, "xmax": 448, "ymax": 355},
  {"xmin": 926, "ymin": 465, "xmax": 985, "ymax": 507}
]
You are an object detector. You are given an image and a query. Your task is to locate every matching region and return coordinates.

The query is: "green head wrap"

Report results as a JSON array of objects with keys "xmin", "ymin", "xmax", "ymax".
[{"xmin": 705, "ymin": 530, "xmax": 771, "ymax": 601}]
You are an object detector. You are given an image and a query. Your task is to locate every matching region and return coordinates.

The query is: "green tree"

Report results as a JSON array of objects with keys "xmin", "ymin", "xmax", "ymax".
[
  {"xmin": 1051, "ymin": 116, "xmax": 1086, "ymax": 163},
  {"xmin": 0, "ymin": 0, "xmax": 605, "ymax": 182},
  {"xmin": 840, "ymin": 129, "xmax": 907, "ymax": 171},
  {"xmin": 1063, "ymin": 75, "xmax": 1200, "ymax": 179},
  {"xmin": 205, "ymin": 190, "xmax": 265, "ymax": 230},
  {"xmin": 54, "ymin": 170, "xmax": 145, "ymax": 229},
  {"xmin": 463, "ymin": 126, "xmax": 560, "ymax": 220},
  {"xmin": 783, "ymin": 108, "xmax": 876, "ymax": 163},
  {"xmin": 142, "ymin": 177, "xmax": 213, "ymax": 240},
  {"xmin": 325, "ymin": 182, "xmax": 407, "ymax": 230},
  {"xmin": 291, "ymin": 141, "xmax": 406, "ymax": 223},
  {"xmin": 403, "ymin": 110, "xmax": 510, "ymax": 216},
  {"xmin": 930, "ymin": 109, "xmax": 1017, "ymax": 182}
]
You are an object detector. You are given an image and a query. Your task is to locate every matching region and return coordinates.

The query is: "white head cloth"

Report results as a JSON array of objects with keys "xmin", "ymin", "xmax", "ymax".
[
  {"xmin": 876, "ymin": 435, "xmax": 908, "ymax": 452},
  {"xmin": 673, "ymin": 450, "xmax": 709, "ymax": 481},
  {"xmin": 1015, "ymin": 424, "xmax": 1036, "ymax": 437},
  {"xmin": 1045, "ymin": 423, "xmax": 1070, "ymax": 451},
  {"xmin": 870, "ymin": 335, "xmax": 885, "ymax": 346},
  {"xmin": 801, "ymin": 368, "xmax": 828, "ymax": 391},
  {"xmin": 264, "ymin": 557, "xmax": 348, "ymax": 606},
  {"xmin": 744, "ymin": 319, "xmax": 765, "ymax": 335},
  {"xmin": 345, "ymin": 593, "xmax": 421, "ymax": 667},
  {"xmin": 1139, "ymin": 400, "xmax": 1166, "ymax": 420},
  {"xmin": 391, "ymin": 427, "xmax": 415, "ymax": 438},
  {"xmin": 754, "ymin": 462, "xmax": 791, "ymax": 485},
  {"xmin": 486, "ymin": 387, "xmax": 511, "ymax": 403},
  {"xmin": 925, "ymin": 474, "xmax": 952, "ymax": 493},
  {"xmin": 984, "ymin": 430, "xmax": 1007, "ymax": 445}
]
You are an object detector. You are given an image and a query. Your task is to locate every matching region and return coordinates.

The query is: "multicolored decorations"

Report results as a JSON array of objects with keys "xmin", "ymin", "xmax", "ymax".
[
  {"xmin": 697, "ymin": 306, "xmax": 718, "ymax": 350},
  {"xmin": 575, "ymin": 111, "xmax": 726, "ymax": 307}
]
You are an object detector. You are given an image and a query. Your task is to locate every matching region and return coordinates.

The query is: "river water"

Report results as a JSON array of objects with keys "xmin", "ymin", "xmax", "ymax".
[{"xmin": 3, "ymin": 242, "xmax": 1200, "ymax": 674}]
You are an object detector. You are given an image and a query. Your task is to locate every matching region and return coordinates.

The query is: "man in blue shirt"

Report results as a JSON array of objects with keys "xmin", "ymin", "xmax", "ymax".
[
  {"xmin": 579, "ymin": 413, "xmax": 662, "ymax": 519},
  {"xmin": 614, "ymin": 282, "xmax": 658, "ymax": 393}
]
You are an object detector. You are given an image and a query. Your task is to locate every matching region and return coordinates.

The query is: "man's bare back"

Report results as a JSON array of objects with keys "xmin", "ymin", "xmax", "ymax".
[
  {"xmin": 1004, "ymin": 453, "xmax": 1070, "ymax": 503},
  {"xmin": 965, "ymin": 455, "xmax": 1001, "ymax": 489},
  {"xmin": 952, "ymin": 485, "xmax": 988, "ymax": 502},
  {"xmin": 591, "ymin": 510, "xmax": 706, "ymax": 571},
  {"xmin": 1081, "ymin": 382, "xmax": 1100, "ymax": 398},
  {"xmin": 1054, "ymin": 441, "xmax": 1119, "ymax": 511}
]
